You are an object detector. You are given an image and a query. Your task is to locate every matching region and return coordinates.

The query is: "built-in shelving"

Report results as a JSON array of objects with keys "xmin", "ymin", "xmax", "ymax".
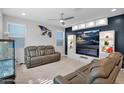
[{"xmin": 72, "ymin": 18, "xmax": 108, "ymax": 31}]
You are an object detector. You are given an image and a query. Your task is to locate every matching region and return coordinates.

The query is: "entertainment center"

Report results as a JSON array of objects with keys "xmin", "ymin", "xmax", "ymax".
[
  {"xmin": 67, "ymin": 30, "xmax": 115, "ymax": 61},
  {"xmin": 65, "ymin": 14, "xmax": 124, "ymax": 62}
]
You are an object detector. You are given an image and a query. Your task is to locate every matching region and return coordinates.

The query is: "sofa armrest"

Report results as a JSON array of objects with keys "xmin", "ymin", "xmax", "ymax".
[
  {"xmin": 25, "ymin": 56, "xmax": 32, "ymax": 66},
  {"xmin": 25, "ymin": 56, "xmax": 31, "ymax": 62},
  {"xmin": 119, "ymin": 56, "xmax": 123, "ymax": 68},
  {"xmin": 54, "ymin": 75, "xmax": 69, "ymax": 84},
  {"xmin": 55, "ymin": 52, "xmax": 61, "ymax": 55},
  {"xmin": 55, "ymin": 52, "xmax": 61, "ymax": 59}
]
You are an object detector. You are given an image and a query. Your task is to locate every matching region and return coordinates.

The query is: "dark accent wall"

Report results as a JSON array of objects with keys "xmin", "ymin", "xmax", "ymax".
[{"xmin": 65, "ymin": 14, "xmax": 124, "ymax": 67}]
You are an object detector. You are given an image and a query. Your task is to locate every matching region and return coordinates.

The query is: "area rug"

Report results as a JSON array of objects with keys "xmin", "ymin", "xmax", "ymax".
[{"xmin": 15, "ymin": 57, "xmax": 86, "ymax": 84}]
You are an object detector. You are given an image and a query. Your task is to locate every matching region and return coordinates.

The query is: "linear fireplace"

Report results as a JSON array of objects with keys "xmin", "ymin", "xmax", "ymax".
[{"xmin": 76, "ymin": 29, "xmax": 100, "ymax": 57}]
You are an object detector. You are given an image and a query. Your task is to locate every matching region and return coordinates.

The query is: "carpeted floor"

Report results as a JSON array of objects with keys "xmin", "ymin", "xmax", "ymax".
[{"xmin": 15, "ymin": 57, "xmax": 124, "ymax": 84}]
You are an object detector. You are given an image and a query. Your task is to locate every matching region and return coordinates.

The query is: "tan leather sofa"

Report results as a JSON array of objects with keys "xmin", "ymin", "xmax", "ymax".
[
  {"xmin": 54, "ymin": 52, "xmax": 123, "ymax": 84},
  {"xmin": 25, "ymin": 45, "xmax": 61, "ymax": 68}
]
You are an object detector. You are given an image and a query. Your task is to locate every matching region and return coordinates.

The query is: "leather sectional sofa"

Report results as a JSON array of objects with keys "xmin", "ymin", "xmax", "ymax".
[
  {"xmin": 54, "ymin": 52, "xmax": 123, "ymax": 84},
  {"xmin": 25, "ymin": 45, "xmax": 61, "ymax": 68}
]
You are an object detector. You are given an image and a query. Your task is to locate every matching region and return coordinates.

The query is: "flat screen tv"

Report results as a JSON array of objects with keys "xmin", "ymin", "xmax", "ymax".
[{"xmin": 76, "ymin": 29, "xmax": 100, "ymax": 57}]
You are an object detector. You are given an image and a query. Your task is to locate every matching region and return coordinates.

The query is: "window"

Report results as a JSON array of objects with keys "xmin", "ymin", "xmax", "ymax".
[
  {"xmin": 56, "ymin": 32, "xmax": 64, "ymax": 46},
  {"xmin": 7, "ymin": 23, "xmax": 26, "ymax": 48},
  {"xmin": 7, "ymin": 23, "xmax": 26, "ymax": 37}
]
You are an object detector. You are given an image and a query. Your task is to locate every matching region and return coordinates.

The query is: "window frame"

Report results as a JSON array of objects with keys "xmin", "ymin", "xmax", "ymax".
[
  {"xmin": 7, "ymin": 22, "xmax": 27, "ymax": 38},
  {"xmin": 56, "ymin": 31, "xmax": 64, "ymax": 46},
  {"xmin": 7, "ymin": 22, "xmax": 27, "ymax": 48}
]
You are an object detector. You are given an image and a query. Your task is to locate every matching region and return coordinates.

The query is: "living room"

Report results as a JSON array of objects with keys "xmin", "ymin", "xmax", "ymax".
[{"xmin": 0, "ymin": 8, "xmax": 124, "ymax": 85}]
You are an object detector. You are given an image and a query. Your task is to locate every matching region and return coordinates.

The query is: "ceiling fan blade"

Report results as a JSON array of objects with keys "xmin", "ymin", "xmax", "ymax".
[
  {"xmin": 63, "ymin": 16, "xmax": 74, "ymax": 20},
  {"xmin": 48, "ymin": 19, "xmax": 59, "ymax": 20}
]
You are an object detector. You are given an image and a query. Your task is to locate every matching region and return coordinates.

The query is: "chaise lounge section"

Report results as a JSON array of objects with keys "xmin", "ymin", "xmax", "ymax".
[
  {"xmin": 25, "ymin": 45, "xmax": 61, "ymax": 68},
  {"xmin": 54, "ymin": 52, "xmax": 123, "ymax": 84}
]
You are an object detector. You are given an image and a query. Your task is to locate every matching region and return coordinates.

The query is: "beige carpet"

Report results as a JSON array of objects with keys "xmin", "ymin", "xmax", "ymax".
[
  {"xmin": 116, "ymin": 69, "xmax": 124, "ymax": 84},
  {"xmin": 15, "ymin": 57, "xmax": 124, "ymax": 84}
]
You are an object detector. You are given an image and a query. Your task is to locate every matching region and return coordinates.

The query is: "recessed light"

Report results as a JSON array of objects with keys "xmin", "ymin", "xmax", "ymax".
[
  {"xmin": 111, "ymin": 9, "xmax": 117, "ymax": 12},
  {"xmin": 21, "ymin": 13, "xmax": 26, "ymax": 16}
]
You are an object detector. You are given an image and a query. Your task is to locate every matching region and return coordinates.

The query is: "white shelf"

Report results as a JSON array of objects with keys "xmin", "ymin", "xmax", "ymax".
[{"xmin": 72, "ymin": 18, "xmax": 108, "ymax": 31}]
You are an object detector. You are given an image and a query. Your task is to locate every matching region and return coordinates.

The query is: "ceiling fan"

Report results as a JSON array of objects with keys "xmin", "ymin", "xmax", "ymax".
[{"xmin": 48, "ymin": 13, "xmax": 74, "ymax": 25}]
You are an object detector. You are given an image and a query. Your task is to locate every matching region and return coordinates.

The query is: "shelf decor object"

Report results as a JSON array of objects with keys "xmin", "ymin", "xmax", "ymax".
[
  {"xmin": 99, "ymin": 30, "xmax": 115, "ymax": 58},
  {"xmin": 68, "ymin": 35, "xmax": 75, "ymax": 49},
  {"xmin": 67, "ymin": 35, "xmax": 76, "ymax": 59}
]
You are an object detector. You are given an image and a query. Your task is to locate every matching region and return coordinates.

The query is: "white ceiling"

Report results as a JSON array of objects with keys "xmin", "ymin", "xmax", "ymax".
[{"xmin": 1, "ymin": 8, "xmax": 124, "ymax": 28}]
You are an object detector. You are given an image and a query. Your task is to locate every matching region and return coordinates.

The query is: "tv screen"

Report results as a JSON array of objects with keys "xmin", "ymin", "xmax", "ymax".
[{"xmin": 76, "ymin": 29, "xmax": 100, "ymax": 57}]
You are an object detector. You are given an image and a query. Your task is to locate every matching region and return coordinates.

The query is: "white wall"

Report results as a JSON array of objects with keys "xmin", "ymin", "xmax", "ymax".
[{"xmin": 3, "ymin": 15, "xmax": 65, "ymax": 63}]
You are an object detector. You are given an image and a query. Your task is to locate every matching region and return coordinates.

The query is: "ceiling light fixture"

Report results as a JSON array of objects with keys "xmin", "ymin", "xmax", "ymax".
[
  {"xmin": 63, "ymin": 24, "xmax": 66, "ymax": 26},
  {"xmin": 60, "ymin": 19, "xmax": 64, "ymax": 23},
  {"xmin": 111, "ymin": 9, "xmax": 117, "ymax": 12},
  {"xmin": 21, "ymin": 13, "xmax": 26, "ymax": 16}
]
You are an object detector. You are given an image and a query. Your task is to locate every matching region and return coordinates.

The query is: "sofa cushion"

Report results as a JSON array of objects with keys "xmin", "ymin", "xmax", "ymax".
[
  {"xmin": 37, "ymin": 46, "xmax": 45, "ymax": 56},
  {"xmin": 44, "ymin": 46, "xmax": 54, "ymax": 55},
  {"xmin": 29, "ymin": 50, "xmax": 37, "ymax": 57},
  {"xmin": 76, "ymin": 62, "xmax": 95, "ymax": 73},
  {"xmin": 31, "ymin": 56, "xmax": 43, "ymax": 63},
  {"xmin": 108, "ymin": 52, "xmax": 122, "ymax": 65},
  {"xmin": 89, "ymin": 58, "xmax": 115, "ymax": 81},
  {"xmin": 65, "ymin": 72, "xmax": 89, "ymax": 84},
  {"xmin": 92, "ymin": 66, "xmax": 120, "ymax": 84},
  {"xmin": 69, "ymin": 74, "xmax": 87, "ymax": 84},
  {"xmin": 45, "ymin": 45, "xmax": 54, "ymax": 49},
  {"xmin": 54, "ymin": 75, "xmax": 70, "ymax": 84},
  {"xmin": 26, "ymin": 46, "xmax": 38, "ymax": 57},
  {"xmin": 31, "ymin": 53, "xmax": 59, "ymax": 65},
  {"xmin": 45, "ymin": 49, "xmax": 55, "ymax": 55},
  {"xmin": 45, "ymin": 53, "xmax": 60, "ymax": 61}
]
